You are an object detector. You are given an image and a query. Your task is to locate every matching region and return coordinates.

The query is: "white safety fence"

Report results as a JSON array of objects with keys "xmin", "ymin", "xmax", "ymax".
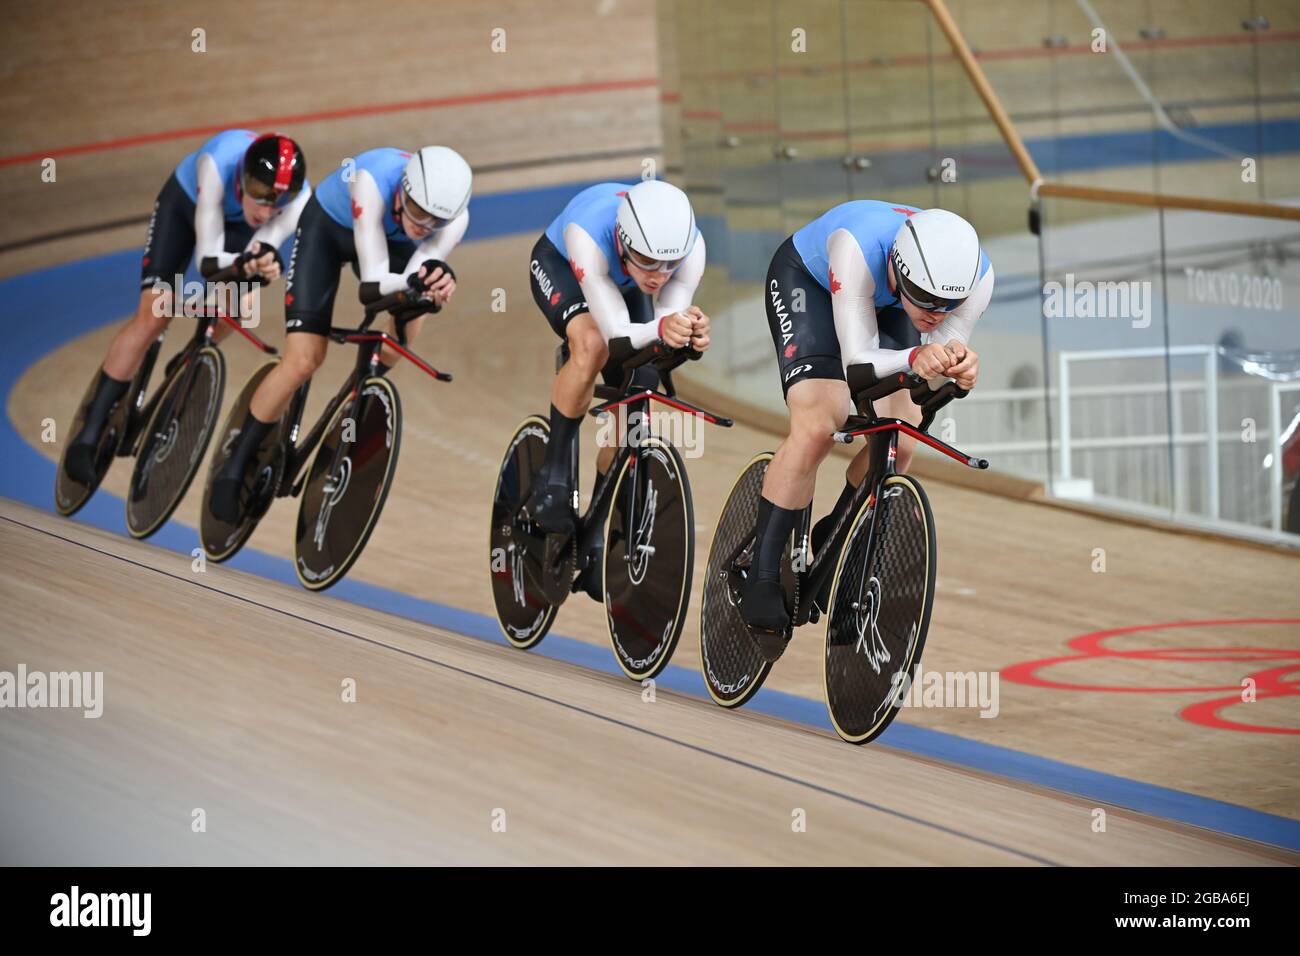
[{"xmin": 943, "ymin": 347, "xmax": 1300, "ymax": 545}]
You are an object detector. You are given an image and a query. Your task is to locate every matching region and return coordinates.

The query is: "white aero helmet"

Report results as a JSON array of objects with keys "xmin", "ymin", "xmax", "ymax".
[
  {"xmin": 889, "ymin": 208, "xmax": 982, "ymax": 313},
  {"xmin": 616, "ymin": 179, "xmax": 698, "ymax": 268},
  {"xmin": 402, "ymin": 146, "xmax": 473, "ymax": 222}
]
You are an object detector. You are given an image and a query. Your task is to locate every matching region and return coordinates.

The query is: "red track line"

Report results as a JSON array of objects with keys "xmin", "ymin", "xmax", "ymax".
[{"xmin": 0, "ymin": 76, "xmax": 658, "ymax": 169}]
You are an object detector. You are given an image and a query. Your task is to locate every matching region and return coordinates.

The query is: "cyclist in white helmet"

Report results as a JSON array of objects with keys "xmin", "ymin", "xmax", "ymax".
[
  {"xmin": 743, "ymin": 201, "xmax": 993, "ymax": 639},
  {"xmin": 210, "ymin": 145, "xmax": 472, "ymax": 523},
  {"xmin": 525, "ymin": 179, "xmax": 711, "ymax": 592}
]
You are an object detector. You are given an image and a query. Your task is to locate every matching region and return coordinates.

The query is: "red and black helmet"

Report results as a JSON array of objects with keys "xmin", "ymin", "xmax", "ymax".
[{"xmin": 241, "ymin": 133, "xmax": 306, "ymax": 204}]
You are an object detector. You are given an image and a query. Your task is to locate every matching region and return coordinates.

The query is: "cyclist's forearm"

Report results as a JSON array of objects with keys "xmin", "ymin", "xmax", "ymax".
[
  {"xmin": 844, "ymin": 346, "xmax": 914, "ymax": 377},
  {"xmin": 252, "ymin": 185, "xmax": 310, "ymax": 250},
  {"xmin": 194, "ymin": 155, "xmax": 237, "ymax": 267},
  {"xmin": 584, "ymin": 276, "xmax": 660, "ymax": 349},
  {"xmin": 653, "ymin": 238, "xmax": 706, "ymax": 319}
]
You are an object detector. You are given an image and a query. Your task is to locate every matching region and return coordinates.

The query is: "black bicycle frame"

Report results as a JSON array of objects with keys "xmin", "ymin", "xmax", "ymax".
[
  {"xmin": 722, "ymin": 363, "xmax": 988, "ymax": 627},
  {"xmin": 278, "ymin": 295, "xmax": 451, "ymax": 498},
  {"xmin": 125, "ymin": 272, "xmax": 277, "ymax": 457},
  {"xmin": 512, "ymin": 337, "xmax": 733, "ymax": 576}
]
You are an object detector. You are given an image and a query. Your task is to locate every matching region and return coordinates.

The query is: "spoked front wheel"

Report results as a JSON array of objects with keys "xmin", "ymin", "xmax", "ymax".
[
  {"xmin": 294, "ymin": 376, "xmax": 402, "ymax": 591},
  {"xmin": 488, "ymin": 415, "xmax": 563, "ymax": 649},
  {"xmin": 823, "ymin": 473, "xmax": 936, "ymax": 745},
  {"xmin": 604, "ymin": 435, "xmax": 694, "ymax": 680},
  {"xmin": 126, "ymin": 346, "xmax": 225, "ymax": 539}
]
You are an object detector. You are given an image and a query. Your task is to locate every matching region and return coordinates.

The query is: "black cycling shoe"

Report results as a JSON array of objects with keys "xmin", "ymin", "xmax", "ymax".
[
  {"xmin": 575, "ymin": 553, "xmax": 604, "ymax": 602},
  {"xmin": 208, "ymin": 473, "xmax": 245, "ymax": 525},
  {"xmin": 527, "ymin": 479, "xmax": 576, "ymax": 536},
  {"xmin": 742, "ymin": 574, "xmax": 791, "ymax": 662},
  {"xmin": 64, "ymin": 372, "xmax": 130, "ymax": 485},
  {"xmin": 63, "ymin": 437, "xmax": 102, "ymax": 486},
  {"xmin": 575, "ymin": 520, "xmax": 609, "ymax": 601}
]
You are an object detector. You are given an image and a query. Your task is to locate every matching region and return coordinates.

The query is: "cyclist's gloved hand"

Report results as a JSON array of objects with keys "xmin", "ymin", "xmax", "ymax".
[
  {"xmin": 241, "ymin": 242, "xmax": 281, "ymax": 283},
  {"xmin": 657, "ymin": 310, "xmax": 694, "ymax": 349},
  {"xmin": 684, "ymin": 305, "xmax": 711, "ymax": 353},
  {"xmin": 943, "ymin": 341, "xmax": 979, "ymax": 390},
  {"xmin": 910, "ymin": 343, "xmax": 952, "ymax": 379},
  {"xmin": 413, "ymin": 259, "xmax": 456, "ymax": 307},
  {"xmin": 403, "ymin": 270, "xmax": 441, "ymax": 314}
]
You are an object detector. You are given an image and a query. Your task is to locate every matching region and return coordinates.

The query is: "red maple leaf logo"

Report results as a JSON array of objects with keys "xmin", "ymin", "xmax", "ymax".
[
  {"xmin": 285, "ymin": 294, "xmax": 294, "ymax": 307},
  {"xmin": 784, "ymin": 343, "xmax": 797, "ymax": 358},
  {"xmin": 550, "ymin": 291, "xmax": 561, "ymax": 305},
  {"xmin": 569, "ymin": 258, "xmax": 585, "ymax": 283},
  {"xmin": 829, "ymin": 268, "xmax": 842, "ymax": 294},
  {"xmin": 351, "ymin": 199, "xmax": 363, "ymax": 220},
  {"xmin": 892, "ymin": 207, "xmax": 917, "ymax": 217},
  {"xmin": 142, "ymin": 256, "xmax": 150, "ymax": 266}
]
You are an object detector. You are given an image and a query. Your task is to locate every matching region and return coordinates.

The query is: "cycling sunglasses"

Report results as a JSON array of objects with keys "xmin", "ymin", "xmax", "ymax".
[
  {"xmin": 623, "ymin": 245, "xmax": 685, "ymax": 274},
  {"xmin": 401, "ymin": 191, "xmax": 447, "ymax": 230},
  {"xmin": 242, "ymin": 173, "xmax": 300, "ymax": 208}
]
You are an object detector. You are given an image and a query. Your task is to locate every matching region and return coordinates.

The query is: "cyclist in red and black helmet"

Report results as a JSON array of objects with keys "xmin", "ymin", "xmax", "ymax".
[{"xmin": 63, "ymin": 129, "xmax": 311, "ymax": 485}]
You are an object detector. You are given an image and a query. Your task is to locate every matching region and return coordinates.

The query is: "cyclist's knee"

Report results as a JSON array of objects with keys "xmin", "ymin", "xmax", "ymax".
[
  {"xmin": 281, "ymin": 336, "xmax": 327, "ymax": 383},
  {"xmin": 784, "ymin": 415, "xmax": 836, "ymax": 471},
  {"xmin": 566, "ymin": 320, "xmax": 607, "ymax": 376},
  {"xmin": 133, "ymin": 290, "xmax": 172, "ymax": 333}
]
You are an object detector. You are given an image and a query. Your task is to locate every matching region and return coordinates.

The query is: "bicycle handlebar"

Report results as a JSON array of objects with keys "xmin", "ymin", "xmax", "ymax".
[{"xmin": 607, "ymin": 336, "xmax": 702, "ymax": 374}]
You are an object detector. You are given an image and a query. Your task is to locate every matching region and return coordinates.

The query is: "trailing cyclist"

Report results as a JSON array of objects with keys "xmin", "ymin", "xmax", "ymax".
[{"xmin": 63, "ymin": 129, "xmax": 309, "ymax": 486}]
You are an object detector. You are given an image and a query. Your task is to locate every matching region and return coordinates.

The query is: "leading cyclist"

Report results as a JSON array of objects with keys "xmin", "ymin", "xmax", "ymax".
[{"xmin": 743, "ymin": 201, "xmax": 994, "ymax": 651}]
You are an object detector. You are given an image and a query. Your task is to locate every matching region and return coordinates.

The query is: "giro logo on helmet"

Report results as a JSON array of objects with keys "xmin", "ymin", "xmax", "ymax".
[
  {"xmin": 616, "ymin": 179, "xmax": 698, "ymax": 270},
  {"xmin": 402, "ymin": 145, "xmax": 473, "ymax": 223},
  {"xmin": 890, "ymin": 207, "xmax": 982, "ymax": 314}
]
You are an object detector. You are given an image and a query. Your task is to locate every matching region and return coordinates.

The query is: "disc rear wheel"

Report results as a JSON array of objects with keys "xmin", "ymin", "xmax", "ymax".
[
  {"xmin": 699, "ymin": 453, "xmax": 791, "ymax": 708},
  {"xmin": 201, "ymin": 358, "xmax": 283, "ymax": 562},
  {"xmin": 488, "ymin": 416, "xmax": 563, "ymax": 649}
]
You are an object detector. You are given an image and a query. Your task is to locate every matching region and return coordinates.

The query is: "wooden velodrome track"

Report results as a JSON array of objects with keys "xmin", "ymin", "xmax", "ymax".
[{"xmin": 2, "ymin": 1, "xmax": 1298, "ymax": 864}]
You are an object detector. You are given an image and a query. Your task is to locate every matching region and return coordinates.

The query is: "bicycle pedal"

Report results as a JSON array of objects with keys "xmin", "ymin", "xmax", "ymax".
[{"xmin": 746, "ymin": 623, "xmax": 792, "ymax": 664}]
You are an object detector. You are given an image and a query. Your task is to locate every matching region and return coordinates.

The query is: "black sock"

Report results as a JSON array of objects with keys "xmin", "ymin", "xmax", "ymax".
[
  {"xmin": 82, "ymin": 371, "xmax": 131, "ymax": 433},
  {"xmin": 752, "ymin": 496, "xmax": 801, "ymax": 582},
  {"xmin": 225, "ymin": 410, "xmax": 275, "ymax": 473},
  {"xmin": 542, "ymin": 404, "xmax": 582, "ymax": 487}
]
